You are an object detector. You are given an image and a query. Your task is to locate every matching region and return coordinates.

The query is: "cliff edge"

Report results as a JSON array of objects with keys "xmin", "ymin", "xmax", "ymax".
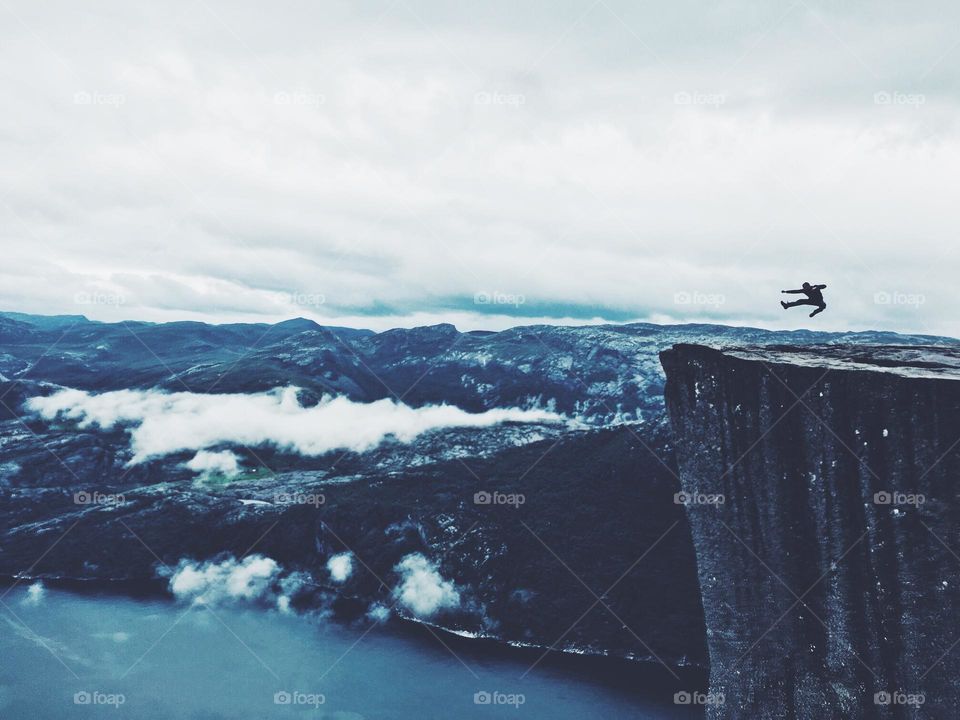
[{"xmin": 661, "ymin": 343, "xmax": 960, "ymax": 719}]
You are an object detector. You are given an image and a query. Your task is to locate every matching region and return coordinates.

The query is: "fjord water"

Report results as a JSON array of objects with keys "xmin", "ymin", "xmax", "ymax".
[{"xmin": 0, "ymin": 586, "xmax": 701, "ymax": 719}]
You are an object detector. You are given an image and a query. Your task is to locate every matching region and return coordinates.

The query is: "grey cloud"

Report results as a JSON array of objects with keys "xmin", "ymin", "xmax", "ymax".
[{"xmin": 1, "ymin": 0, "xmax": 957, "ymax": 337}]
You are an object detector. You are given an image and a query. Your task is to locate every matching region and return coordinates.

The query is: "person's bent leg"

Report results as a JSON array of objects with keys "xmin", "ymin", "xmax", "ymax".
[{"xmin": 809, "ymin": 304, "xmax": 826, "ymax": 317}]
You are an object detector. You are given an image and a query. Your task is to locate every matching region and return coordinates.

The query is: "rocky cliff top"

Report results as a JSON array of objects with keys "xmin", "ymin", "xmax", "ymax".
[{"xmin": 671, "ymin": 342, "xmax": 960, "ymax": 380}]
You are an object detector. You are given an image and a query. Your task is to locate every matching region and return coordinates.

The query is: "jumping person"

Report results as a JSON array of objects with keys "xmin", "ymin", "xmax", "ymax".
[{"xmin": 781, "ymin": 282, "xmax": 827, "ymax": 317}]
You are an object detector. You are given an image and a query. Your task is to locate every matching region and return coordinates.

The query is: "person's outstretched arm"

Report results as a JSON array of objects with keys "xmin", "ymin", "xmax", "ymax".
[
  {"xmin": 814, "ymin": 284, "xmax": 827, "ymax": 289},
  {"xmin": 782, "ymin": 288, "xmax": 804, "ymax": 294}
]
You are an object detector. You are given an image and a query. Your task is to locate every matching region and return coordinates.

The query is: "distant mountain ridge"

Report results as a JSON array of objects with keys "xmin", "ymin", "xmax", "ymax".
[{"xmin": 2, "ymin": 311, "xmax": 956, "ymax": 426}]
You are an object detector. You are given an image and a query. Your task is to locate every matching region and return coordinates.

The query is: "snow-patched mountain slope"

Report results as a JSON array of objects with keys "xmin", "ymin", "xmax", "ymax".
[{"xmin": 2, "ymin": 312, "xmax": 956, "ymax": 425}]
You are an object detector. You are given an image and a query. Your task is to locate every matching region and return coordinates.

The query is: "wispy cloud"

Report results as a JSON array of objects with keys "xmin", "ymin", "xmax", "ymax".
[
  {"xmin": 167, "ymin": 555, "xmax": 281, "ymax": 606},
  {"xmin": 326, "ymin": 553, "xmax": 354, "ymax": 584},
  {"xmin": 27, "ymin": 386, "xmax": 563, "ymax": 463},
  {"xmin": 163, "ymin": 555, "xmax": 312, "ymax": 615},
  {"xmin": 184, "ymin": 449, "xmax": 241, "ymax": 479},
  {"xmin": 392, "ymin": 553, "xmax": 461, "ymax": 618}
]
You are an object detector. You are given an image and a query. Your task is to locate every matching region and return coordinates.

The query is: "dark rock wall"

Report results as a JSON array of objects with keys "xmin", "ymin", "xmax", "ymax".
[{"xmin": 661, "ymin": 344, "xmax": 960, "ymax": 719}]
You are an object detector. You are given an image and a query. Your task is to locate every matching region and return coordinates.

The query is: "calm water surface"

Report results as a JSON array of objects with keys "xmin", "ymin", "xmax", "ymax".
[{"xmin": 0, "ymin": 585, "xmax": 704, "ymax": 719}]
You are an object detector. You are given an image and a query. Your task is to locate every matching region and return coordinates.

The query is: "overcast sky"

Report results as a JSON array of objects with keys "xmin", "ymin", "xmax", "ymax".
[{"xmin": 1, "ymin": 0, "xmax": 957, "ymax": 336}]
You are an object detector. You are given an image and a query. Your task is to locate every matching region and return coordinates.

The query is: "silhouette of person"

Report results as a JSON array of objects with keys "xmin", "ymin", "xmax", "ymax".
[{"xmin": 781, "ymin": 282, "xmax": 827, "ymax": 317}]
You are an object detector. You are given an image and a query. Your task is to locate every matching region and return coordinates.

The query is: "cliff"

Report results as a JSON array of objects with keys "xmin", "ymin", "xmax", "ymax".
[{"xmin": 661, "ymin": 344, "xmax": 960, "ymax": 718}]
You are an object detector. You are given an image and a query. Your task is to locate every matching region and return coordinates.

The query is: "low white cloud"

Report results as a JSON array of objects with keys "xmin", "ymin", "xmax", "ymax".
[
  {"xmin": 392, "ymin": 553, "xmax": 460, "ymax": 618},
  {"xmin": 167, "ymin": 555, "xmax": 280, "ymax": 606},
  {"xmin": 27, "ymin": 387, "xmax": 563, "ymax": 463},
  {"xmin": 276, "ymin": 572, "xmax": 311, "ymax": 615},
  {"xmin": 326, "ymin": 553, "xmax": 353, "ymax": 584},
  {"xmin": 367, "ymin": 604, "xmax": 391, "ymax": 623},
  {"xmin": 164, "ymin": 555, "xmax": 312, "ymax": 614},
  {"xmin": 22, "ymin": 582, "xmax": 44, "ymax": 607},
  {"xmin": 184, "ymin": 449, "xmax": 241, "ymax": 479}
]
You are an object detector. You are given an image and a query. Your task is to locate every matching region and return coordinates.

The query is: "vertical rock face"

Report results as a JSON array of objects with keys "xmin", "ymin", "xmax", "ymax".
[{"xmin": 661, "ymin": 344, "xmax": 960, "ymax": 719}]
